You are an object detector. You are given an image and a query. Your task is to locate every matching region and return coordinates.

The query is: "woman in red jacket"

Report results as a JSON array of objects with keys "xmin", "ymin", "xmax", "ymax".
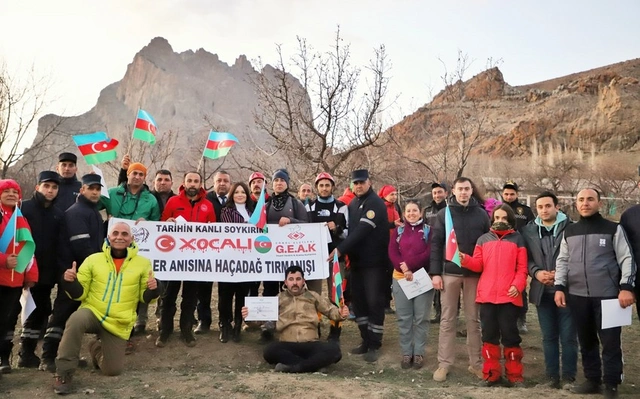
[
  {"xmin": 0, "ymin": 179, "xmax": 38, "ymax": 373},
  {"xmin": 460, "ymin": 204, "xmax": 528, "ymax": 387}
]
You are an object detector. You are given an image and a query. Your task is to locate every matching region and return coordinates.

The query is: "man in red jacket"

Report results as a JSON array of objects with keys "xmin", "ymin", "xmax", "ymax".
[{"xmin": 156, "ymin": 172, "xmax": 215, "ymax": 348}]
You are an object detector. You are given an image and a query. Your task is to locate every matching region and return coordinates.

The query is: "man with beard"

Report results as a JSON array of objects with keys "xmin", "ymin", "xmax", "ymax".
[
  {"xmin": 55, "ymin": 153, "xmax": 82, "ymax": 211},
  {"xmin": 17, "ymin": 172, "xmax": 64, "ymax": 368},
  {"xmin": 330, "ymin": 169, "xmax": 389, "ymax": 363},
  {"xmin": 243, "ymin": 266, "xmax": 349, "ymax": 373},
  {"xmin": 305, "ymin": 172, "xmax": 348, "ymax": 342},
  {"xmin": 193, "ymin": 171, "xmax": 232, "ymax": 334},
  {"xmin": 423, "ymin": 182, "xmax": 448, "ymax": 324},
  {"xmin": 40, "ymin": 174, "xmax": 105, "ymax": 372},
  {"xmin": 156, "ymin": 172, "xmax": 215, "ymax": 348}
]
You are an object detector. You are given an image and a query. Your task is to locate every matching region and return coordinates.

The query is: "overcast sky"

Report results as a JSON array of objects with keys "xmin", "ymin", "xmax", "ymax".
[{"xmin": 2, "ymin": 0, "xmax": 639, "ymax": 123}]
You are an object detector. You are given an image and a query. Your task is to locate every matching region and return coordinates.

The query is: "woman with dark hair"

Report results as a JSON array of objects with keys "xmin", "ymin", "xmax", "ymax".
[
  {"xmin": 388, "ymin": 200, "xmax": 433, "ymax": 370},
  {"xmin": 218, "ymin": 182, "xmax": 256, "ymax": 343},
  {"xmin": 459, "ymin": 204, "xmax": 528, "ymax": 387}
]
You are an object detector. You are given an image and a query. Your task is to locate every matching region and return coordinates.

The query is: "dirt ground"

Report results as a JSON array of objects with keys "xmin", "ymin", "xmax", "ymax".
[{"xmin": 1, "ymin": 289, "xmax": 639, "ymax": 399}]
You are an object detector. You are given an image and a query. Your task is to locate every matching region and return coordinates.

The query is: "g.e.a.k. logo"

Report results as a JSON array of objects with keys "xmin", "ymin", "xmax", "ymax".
[{"xmin": 254, "ymin": 235, "xmax": 272, "ymax": 254}]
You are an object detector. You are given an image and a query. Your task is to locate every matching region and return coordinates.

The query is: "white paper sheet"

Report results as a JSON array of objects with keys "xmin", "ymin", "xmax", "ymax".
[
  {"xmin": 397, "ymin": 268, "xmax": 433, "ymax": 300},
  {"xmin": 601, "ymin": 298, "xmax": 632, "ymax": 329},
  {"xmin": 244, "ymin": 296, "xmax": 279, "ymax": 321},
  {"xmin": 91, "ymin": 165, "xmax": 109, "ymax": 198},
  {"xmin": 20, "ymin": 288, "xmax": 36, "ymax": 322}
]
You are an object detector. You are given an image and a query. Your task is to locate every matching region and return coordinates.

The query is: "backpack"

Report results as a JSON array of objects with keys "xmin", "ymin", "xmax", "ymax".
[{"xmin": 396, "ymin": 224, "xmax": 430, "ymax": 244}]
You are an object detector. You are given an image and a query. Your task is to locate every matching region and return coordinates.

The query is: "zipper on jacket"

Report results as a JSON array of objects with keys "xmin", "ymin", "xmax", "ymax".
[
  {"xmin": 582, "ymin": 235, "xmax": 590, "ymax": 296},
  {"xmin": 101, "ymin": 273, "xmax": 113, "ymax": 301}
]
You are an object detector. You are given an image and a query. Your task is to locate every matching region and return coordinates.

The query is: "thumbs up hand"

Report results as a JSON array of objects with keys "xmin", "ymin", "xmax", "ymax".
[
  {"xmin": 64, "ymin": 262, "xmax": 77, "ymax": 282},
  {"xmin": 147, "ymin": 270, "xmax": 157, "ymax": 290}
]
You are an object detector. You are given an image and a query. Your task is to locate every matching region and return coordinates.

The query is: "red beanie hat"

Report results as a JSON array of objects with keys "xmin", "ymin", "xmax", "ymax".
[
  {"xmin": 0, "ymin": 179, "xmax": 22, "ymax": 199},
  {"xmin": 378, "ymin": 185, "xmax": 397, "ymax": 199}
]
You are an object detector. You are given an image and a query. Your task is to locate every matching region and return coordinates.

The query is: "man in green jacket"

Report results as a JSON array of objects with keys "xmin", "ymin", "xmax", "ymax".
[
  {"xmin": 53, "ymin": 222, "xmax": 159, "ymax": 395},
  {"xmin": 101, "ymin": 162, "xmax": 160, "ymax": 222}
]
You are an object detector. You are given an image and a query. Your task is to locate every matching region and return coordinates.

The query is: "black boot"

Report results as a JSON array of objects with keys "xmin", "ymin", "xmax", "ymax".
[
  {"xmin": 39, "ymin": 337, "xmax": 58, "ymax": 372},
  {"xmin": 179, "ymin": 318, "xmax": 196, "ymax": 347},
  {"xmin": 327, "ymin": 325, "xmax": 342, "ymax": 343},
  {"xmin": 219, "ymin": 322, "xmax": 231, "ymax": 343},
  {"xmin": 232, "ymin": 319, "xmax": 242, "ymax": 343},
  {"xmin": 0, "ymin": 341, "xmax": 13, "ymax": 374},
  {"xmin": 18, "ymin": 338, "xmax": 40, "ymax": 368}
]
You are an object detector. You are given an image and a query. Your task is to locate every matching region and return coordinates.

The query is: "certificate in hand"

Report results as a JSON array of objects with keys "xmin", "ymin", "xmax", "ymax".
[
  {"xmin": 245, "ymin": 296, "xmax": 279, "ymax": 321},
  {"xmin": 397, "ymin": 268, "xmax": 433, "ymax": 300}
]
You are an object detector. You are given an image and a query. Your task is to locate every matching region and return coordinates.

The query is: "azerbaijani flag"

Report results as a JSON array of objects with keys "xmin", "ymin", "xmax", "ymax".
[
  {"xmin": 445, "ymin": 205, "xmax": 461, "ymax": 267},
  {"xmin": 72, "ymin": 132, "xmax": 119, "ymax": 165},
  {"xmin": 132, "ymin": 109, "xmax": 157, "ymax": 144},
  {"xmin": 0, "ymin": 208, "xmax": 35, "ymax": 273},
  {"xmin": 203, "ymin": 131, "xmax": 239, "ymax": 160},
  {"xmin": 331, "ymin": 252, "xmax": 343, "ymax": 306},
  {"xmin": 248, "ymin": 184, "xmax": 267, "ymax": 229}
]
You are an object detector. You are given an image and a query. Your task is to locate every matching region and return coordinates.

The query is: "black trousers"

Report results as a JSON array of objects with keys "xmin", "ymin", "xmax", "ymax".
[
  {"xmin": 262, "ymin": 281, "xmax": 280, "ymax": 297},
  {"xmin": 218, "ymin": 282, "xmax": 250, "ymax": 325},
  {"xmin": 247, "ymin": 281, "xmax": 261, "ymax": 297},
  {"xmin": 568, "ymin": 294, "xmax": 623, "ymax": 386},
  {"xmin": 195, "ymin": 281, "xmax": 213, "ymax": 327},
  {"xmin": 42, "ymin": 288, "xmax": 81, "ymax": 361},
  {"xmin": 350, "ymin": 266, "xmax": 386, "ymax": 350},
  {"xmin": 263, "ymin": 340, "xmax": 342, "ymax": 372},
  {"xmin": 518, "ymin": 290, "xmax": 529, "ymax": 320},
  {"xmin": 162, "ymin": 281, "xmax": 198, "ymax": 333},
  {"xmin": 480, "ymin": 302, "xmax": 521, "ymax": 347},
  {"xmin": 0, "ymin": 286, "xmax": 22, "ymax": 356},
  {"xmin": 21, "ymin": 284, "xmax": 54, "ymax": 342}
]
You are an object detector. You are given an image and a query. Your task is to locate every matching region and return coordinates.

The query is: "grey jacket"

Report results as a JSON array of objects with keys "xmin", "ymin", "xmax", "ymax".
[{"xmin": 555, "ymin": 213, "xmax": 635, "ymax": 297}]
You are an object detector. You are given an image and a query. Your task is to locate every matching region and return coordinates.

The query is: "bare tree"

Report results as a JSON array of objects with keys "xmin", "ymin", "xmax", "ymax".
[
  {"xmin": 245, "ymin": 27, "xmax": 393, "ymax": 185},
  {"xmin": 0, "ymin": 63, "xmax": 64, "ymax": 178}
]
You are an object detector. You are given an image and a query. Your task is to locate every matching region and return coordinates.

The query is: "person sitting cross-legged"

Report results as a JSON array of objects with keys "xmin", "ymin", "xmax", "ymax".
[{"xmin": 242, "ymin": 265, "xmax": 349, "ymax": 373}]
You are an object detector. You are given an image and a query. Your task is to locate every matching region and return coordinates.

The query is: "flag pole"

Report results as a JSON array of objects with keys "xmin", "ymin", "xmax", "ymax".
[
  {"xmin": 126, "ymin": 107, "xmax": 140, "ymax": 154},
  {"xmin": 11, "ymin": 206, "xmax": 16, "ymax": 282}
]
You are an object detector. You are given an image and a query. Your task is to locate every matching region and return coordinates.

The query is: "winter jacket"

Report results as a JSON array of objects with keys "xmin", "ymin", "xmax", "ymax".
[
  {"xmin": 102, "ymin": 183, "xmax": 160, "ymax": 221},
  {"xmin": 423, "ymin": 200, "xmax": 446, "ymax": 226},
  {"xmin": 161, "ymin": 186, "xmax": 216, "ymax": 223},
  {"xmin": 504, "ymin": 199, "xmax": 535, "ymax": 232},
  {"xmin": 55, "ymin": 175, "xmax": 81, "ymax": 212},
  {"xmin": 521, "ymin": 213, "xmax": 570, "ymax": 306},
  {"xmin": 555, "ymin": 213, "xmax": 636, "ymax": 298},
  {"xmin": 266, "ymin": 194, "xmax": 308, "ymax": 224},
  {"xmin": 206, "ymin": 192, "xmax": 227, "ymax": 221},
  {"xmin": 462, "ymin": 229, "xmax": 528, "ymax": 306},
  {"xmin": 388, "ymin": 220, "xmax": 431, "ymax": 275},
  {"xmin": 620, "ymin": 205, "xmax": 640, "ymax": 298},
  {"xmin": 0, "ymin": 204, "xmax": 39, "ymax": 288},
  {"xmin": 430, "ymin": 197, "xmax": 490, "ymax": 277},
  {"xmin": 61, "ymin": 241, "xmax": 156, "ymax": 340},
  {"xmin": 306, "ymin": 198, "xmax": 348, "ymax": 252},
  {"xmin": 220, "ymin": 204, "xmax": 255, "ymax": 223},
  {"xmin": 61, "ymin": 194, "xmax": 104, "ymax": 273},
  {"xmin": 336, "ymin": 187, "xmax": 390, "ymax": 269},
  {"xmin": 337, "ymin": 187, "xmax": 355, "ymax": 206},
  {"xmin": 382, "ymin": 200, "xmax": 401, "ymax": 230},
  {"xmin": 21, "ymin": 191, "xmax": 64, "ymax": 286},
  {"xmin": 277, "ymin": 286, "xmax": 345, "ymax": 342}
]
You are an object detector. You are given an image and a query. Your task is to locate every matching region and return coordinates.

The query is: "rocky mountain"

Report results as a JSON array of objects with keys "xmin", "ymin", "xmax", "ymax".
[
  {"xmin": 391, "ymin": 59, "xmax": 640, "ymax": 158},
  {"xmin": 20, "ymin": 37, "xmax": 293, "ymax": 183}
]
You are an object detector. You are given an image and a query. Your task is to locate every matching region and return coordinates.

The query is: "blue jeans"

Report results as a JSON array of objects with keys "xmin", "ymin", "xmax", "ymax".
[{"xmin": 536, "ymin": 292, "xmax": 578, "ymax": 380}]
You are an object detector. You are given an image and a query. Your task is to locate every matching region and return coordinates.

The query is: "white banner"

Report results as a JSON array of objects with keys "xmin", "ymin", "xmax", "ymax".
[{"xmin": 111, "ymin": 218, "xmax": 330, "ymax": 282}]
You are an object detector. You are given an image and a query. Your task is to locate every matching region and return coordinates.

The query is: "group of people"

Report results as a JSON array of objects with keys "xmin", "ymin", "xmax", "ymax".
[{"xmin": 0, "ymin": 152, "xmax": 637, "ymax": 399}]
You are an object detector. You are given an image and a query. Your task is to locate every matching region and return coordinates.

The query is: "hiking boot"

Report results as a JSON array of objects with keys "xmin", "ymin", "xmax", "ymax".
[
  {"xmin": 274, "ymin": 363, "xmax": 292, "ymax": 373},
  {"xmin": 133, "ymin": 324, "xmax": 146, "ymax": 336},
  {"xmin": 219, "ymin": 323, "xmax": 231, "ymax": 343},
  {"xmin": 412, "ymin": 355, "xmax": 424, "ymax": 370},
  {"xmin": 53, "ymin": 373, "xmax": 73, "ymax": 395},
  {"xmin": 433, "ymin": 367, "xmax": 449, "ymax": 382},
  {"xmin": 181, "ymin": 330, "xmax": 196, "ymax": 347},
  {"xmin": 468, "ymin": 365, "xmax": 484, "ymax": 379},
  {"xmin": 350, "ymin": 343, "xmax": 368, "ymax": 355},
  {"xmin": 155, "ymin": 332, "xmax": 170, "ymax": 348},
  {"xmin": 536, "ymin": 377, "xmax": 561, "ymax": 389},
  {"xmin": 364, "ymin": 348, "xmax": 379, "ymax": 363},
  {"xmin": 194, "ymin": 322, "xmax": 210, "ymax": 335},
  {"xmin": 604, "ymin": 384, "xmax": 619, "ymax": 399},
  {"xmin": 401, "ymin": 355, "xmax": 412, "ymax": 369},
  {"xmin": 561, "ymin": 376, "xmax": 575, "ymax": 390},
  {"xmin": 39, "ymin": 358, "xmax": 56, "ymax": 372},
  {"xmin": 125, "ymin": 339, "xmax": 135, "ymax": 355},
  {"xmin": 232, "ymin": 323, "xmax": 242, "ymax": 343},
  {"xmin": 480, "ymin": 377, "xmax": 504, "ymax": 387},
  {"xmin": 0, "ymin": 354, "xmax": 11, "ymax": 374},
  {"xmin": 18, "ymin": 352, "xmax": 41, "ymax": 368},
  {"xmin": 571, "ymin": 379, "xmax": 602, "ymax": 394}
]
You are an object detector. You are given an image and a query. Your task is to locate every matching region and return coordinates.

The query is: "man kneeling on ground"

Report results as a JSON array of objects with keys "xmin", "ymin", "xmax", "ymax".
[
  {"xmin": 242, "ymin": 266, "xmax": 349, "ymax": 373},
  {"xmin": 53, "ymin": 222, "xmax": 159, "ymax": 395}
]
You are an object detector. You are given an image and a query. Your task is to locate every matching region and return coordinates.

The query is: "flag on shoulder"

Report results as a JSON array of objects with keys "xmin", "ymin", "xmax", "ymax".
[
  {"xmin": 73, "ymin": 132, "xmax": 119, "ymax": 165},
  {"xmin": 445, "ymin": 204, "xmax": 461, "ymax": 267},
  {"xmin": 133, "ymin": 109, "xmax": 158, "ymax": 144},
  {"xmin": 203, "ymin": 131, "xmax": 239, "ymax": 160},
  {"xmin": 248, "ymin": 185, "xmax": 267, "ymax": 229},
  {"xmin": 0, "ymin": 208, "xmax": 35, "ymax": 273}
]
